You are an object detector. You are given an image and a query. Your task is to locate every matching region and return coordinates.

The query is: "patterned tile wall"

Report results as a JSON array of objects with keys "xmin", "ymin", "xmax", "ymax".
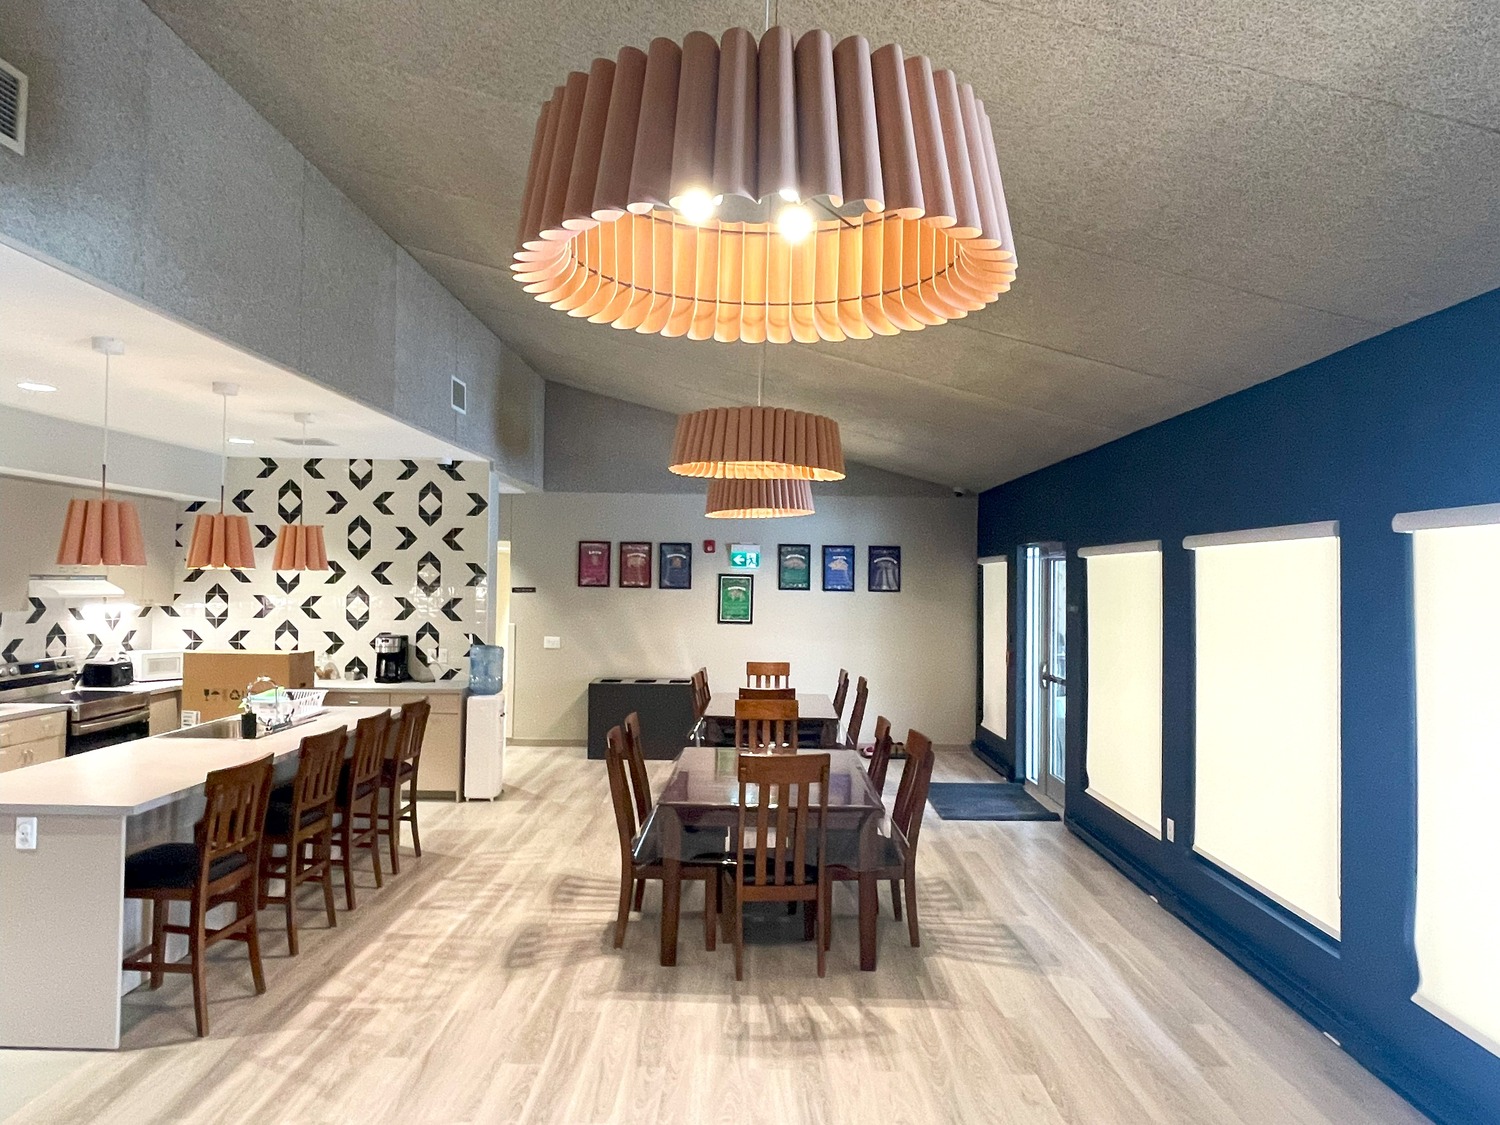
[{"xmin": 0, "ymin": 600, "xmax": 154, "ymax": 665}]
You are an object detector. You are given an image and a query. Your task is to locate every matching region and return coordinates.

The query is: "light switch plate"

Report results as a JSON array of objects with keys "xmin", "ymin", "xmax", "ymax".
[
  {"xmin": 15, "ymin": 816, "xmax": 37, "ymax": 850},
  {"xmin": 1165, "ymin": 818, "xmax": 1176, "ymax": 842},
  {"xmin": 543, "ymin": 635, "xmax": 561, "ymax": 649}
]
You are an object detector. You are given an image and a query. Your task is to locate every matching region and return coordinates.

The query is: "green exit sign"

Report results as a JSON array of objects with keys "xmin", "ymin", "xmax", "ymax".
[{"xmin": 728, "ymin": 543, "xmax": 761, "ymax": 569}]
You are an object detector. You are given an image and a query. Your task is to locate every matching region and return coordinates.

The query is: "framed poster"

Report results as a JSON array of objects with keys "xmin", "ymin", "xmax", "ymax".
[
  {"xmin": 659, "ymin": 542, "xmax": 692, "ymax": 589},
  {"xmin": 822, "ymin": 545, "xmax": 856, "ymax": 592},
  {"xmin": 578, "ymin": 540, "xmax": 610, "ymax": 587},
  {"xmin": 718, "ymin": 574, "xmax": 754, "ymax": 624},
  {"xmin": 868, "ymin": 545, "xmax": 902, "ymax": 592},
  {"xmin": 619, "ymin": 541, "xmax": 653, "ymax": 588},
  {"xmin": 778, "ymin": 543, "xmax": 811, "ymax": 590}
]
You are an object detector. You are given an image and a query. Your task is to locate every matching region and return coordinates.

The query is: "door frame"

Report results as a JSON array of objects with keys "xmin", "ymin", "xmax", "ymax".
[{"xmin": 1022, "ymin": 542, "xmax": 1068, "ymax": 808}]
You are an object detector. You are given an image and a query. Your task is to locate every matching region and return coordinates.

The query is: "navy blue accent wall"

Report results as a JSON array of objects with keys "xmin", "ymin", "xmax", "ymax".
[{"xmin": 978, "ymin": 288, "xmax": 1500, "ymax": 1124}]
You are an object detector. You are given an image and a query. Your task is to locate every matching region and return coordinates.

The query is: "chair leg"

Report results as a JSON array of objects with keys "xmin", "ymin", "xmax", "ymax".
[
  {"xmin": 613, "ymin": 867, "xmax": 632, "ymax": 949},
  {"xmin": 244, "ymin": 879, "xmax": 267, "ymax": 995},
  {"xmin": 387, "ymin": 793, "xmax": 401, "ymax": 875},
  {"xmin": 149, "ymin": 899, "xmax": 167, "ymax": 989},
  {"xmin": 340, "ymin": 821, "xmax": 358, "ymax": 911},
  {"xmin": 406, "ymin": 782, "xmax": 422, "ymax": 857},
  {"xmin": 904, "ymin": 875, "xmax": 920, "ymax": 948},
  {"xmin": 190, "ymin": 910, "xmax": 209, "ymax": 1038},
  {"xmin": 733, "ymin": 882, "xmax": 744, "ymax": 981},
  {"xmin": 816, "ymin": 881, "xmax": 827, "ymax": 978},
  {"xmin": 320, "ymin": 831, "xmax": 338, "ymax": 929},
  {"xmin": 890, "ymin": 878, "xmax": 903, "ymax": 921},
  {"xmin": 368, "ymin": 809, "xmax": 384, "ymax": 889},
  {"xmin": 632, "ymin": 878, "xmax": 645, "ymax": 912},
  {"xmin": 703, "ymin": 874, "xmax": 717, "ymax": 952},
  {"xmin": 803, "ymin": 896, "xmax": 816, "ymax": 942},
  {"xmin": 284, "ymin": 842, "xmax": 300, "ymax": 956}
]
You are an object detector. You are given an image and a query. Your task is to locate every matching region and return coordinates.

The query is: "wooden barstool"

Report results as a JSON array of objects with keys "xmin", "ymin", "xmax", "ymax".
[
  {"xmin": 336, "ymin": 710, "xmax": 390, "ymax": 909},
  {"xmin": 122, "ymin": 755, "xmax": 274, "ymax": 1037},
  {"xmin": 259, "ymin": 726, "xmax": 347, "ymax": 954},
  {"xmin": 376, "ymin": 699, "xmax": 431, "ymax": 873}
]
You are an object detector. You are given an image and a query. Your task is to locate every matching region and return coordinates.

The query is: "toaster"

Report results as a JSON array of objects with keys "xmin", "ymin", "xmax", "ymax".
[{"xmin": 81, "ymin": 659, "xmax": 135, "ymax": 688}]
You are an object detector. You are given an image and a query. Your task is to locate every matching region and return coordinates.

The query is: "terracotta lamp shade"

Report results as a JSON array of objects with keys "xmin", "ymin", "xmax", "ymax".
[
  {"xmin": 513, "ymin": 26, "xmax": 1017, "ymax": 343},
  {"xmin": 670, "ymin": 405, "xmax": 844, "ymax": 480},
  {"xmin": 705, "ymin": 477, "xmax": 814, "ymax": 518},
  {"xmin": 186, "ymin": 512, "xmax": 256, "ymax": 570},
  {"xmin": 56, "ymin": 498, "xmax": 148, "ymax": 567},
  {"xmin": 272, "ymin": 523, "xmax": 330, "ymax": 571}
]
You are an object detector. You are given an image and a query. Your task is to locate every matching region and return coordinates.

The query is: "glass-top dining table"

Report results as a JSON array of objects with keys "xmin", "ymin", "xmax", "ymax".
[{"xmin": 634, "ymin": 745, "xmax": 905, "ymax": 970}]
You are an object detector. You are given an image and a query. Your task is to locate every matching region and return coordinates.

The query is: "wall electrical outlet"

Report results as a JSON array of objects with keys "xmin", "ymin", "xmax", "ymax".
[
  {"xmin": 15, "ymin": 816, "xmax": 37, "ymax": 851},
  {"xmin": 1165, "ymin": 818, "xmax": 1176, "ymax": 842},
  {"xmin": 543, "ymin": 636, "xmax": 561, "ymax": 650}
]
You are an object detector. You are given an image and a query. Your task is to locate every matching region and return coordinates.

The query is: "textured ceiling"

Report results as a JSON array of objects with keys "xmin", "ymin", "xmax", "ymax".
[{"xmin": 142, "ymin": 0, "xmax": 1500, "ymax": 489}]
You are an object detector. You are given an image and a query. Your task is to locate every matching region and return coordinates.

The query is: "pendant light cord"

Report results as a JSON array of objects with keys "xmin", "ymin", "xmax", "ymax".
[
  {"xmin": 219, "ymin": 392, "xmax": 228, "ymax": 514},
  {"xmin": 300, "ymin": 416, "xmax": 309, "ymax": 526},
  {"xmin": 100, "ymin": 353, "xmax": 111, "ymax": 499}
]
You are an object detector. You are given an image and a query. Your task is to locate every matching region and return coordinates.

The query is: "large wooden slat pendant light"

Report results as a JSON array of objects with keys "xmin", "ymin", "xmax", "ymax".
[
  {"xmin": 186, "ymin": 382, "xmax": 256, "ymax": 571},
  {"xmin": 513, "ymin": 25, "xmax": 1017, "ymax": 343},
  {"xmin": 705, "ymin": 477, "xmax": 814, "ymax": 518},
  {"xmin": 272, "ymin": 413, "xmax": 331, "ymax": 571},
  {"xmin": 55, "ymin": 337, "xmax": 148, "ymax": 567}
]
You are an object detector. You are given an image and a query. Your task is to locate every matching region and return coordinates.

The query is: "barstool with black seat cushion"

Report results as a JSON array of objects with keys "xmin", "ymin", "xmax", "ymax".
[
  {"xmin": 376, "ymin": 700, "xmax": 430, "ymax": 874},
  {"xmin": 336, "ymin": 710, "xmax": 391, "ymax": 909},
  {"xmin": 122, "ymin": 755, "xmax": 274, "ymax": 1037},
  {"xmin": 259, "ymin": 726, "xmax": 347, "ymax": 954}
]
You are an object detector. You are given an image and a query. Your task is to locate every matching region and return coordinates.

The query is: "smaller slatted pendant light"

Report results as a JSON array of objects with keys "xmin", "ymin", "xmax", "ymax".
[
  {"xmin": 705, "ymin": 477, "xmax": 814, "ymax": 518},
  {"xmin": 56, "ymin": 337, "xmax": 148, "ymax": 567},
  {"xmin": 669, "ymin": 405, "xmax": 845, "ymax": 481},
  {"xmin": 186, "ymin": 382, "xmax": 256, "ymax": 570},
  {"xmin": 272, "ymin": 413, "xmax": 330, "ymax": 571}
]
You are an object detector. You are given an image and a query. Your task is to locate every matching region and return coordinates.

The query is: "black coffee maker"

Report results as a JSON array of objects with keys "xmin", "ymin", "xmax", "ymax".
[{"xmin": 374, "ymin": 633, "xmax": 409, "ymax": 683}]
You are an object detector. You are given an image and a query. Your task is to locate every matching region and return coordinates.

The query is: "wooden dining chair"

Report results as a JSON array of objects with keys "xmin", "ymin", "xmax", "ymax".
[
  {"xmin": 731, "ymin": 751, "xmax": 831, "ymax": 979},
  {"xmin": 845, "ymin": 676, "xmax": 869, "ymax": 751},
  {"xmin": 738, "ymin": 686, "xmax": 796, "ymax": 700},
  {"xmin": 259, "ymin": 726, "xmax": 346, "ymax": 955},
  {"xmin": 606, "ymin": 725, "xmax": 723, "ymax": 951},
  {"xmin": 734, "ymin": 697, "xmax": 799, "ymax": 752},
  {"xmin": 377, "ymin": 699, "xmax": 430, "ymax": 874},
  {"xmin": 866, "ymin": 715, "xmax": 895, "ymax": 796},
  {"xmin": 827, "ymin": 729, "xmax": 935, "ymax": 947},
  {"xmin": 622, "ymin": 711, "xmax": 654, "ymax": 911},
  {"xmin": 831, "ymin": 668, "xmax": 850, "ymax": 720},
  {"xmin": 122, "ymin": 755, "xmax": 274, "ymax": 1037},
  {"xmin": 746, "ymin": 660, "xmax": 791, "ymax": 688},
  {"xmin": 337, "ymin": 710, "xmax": 390, "ymax": 910}
]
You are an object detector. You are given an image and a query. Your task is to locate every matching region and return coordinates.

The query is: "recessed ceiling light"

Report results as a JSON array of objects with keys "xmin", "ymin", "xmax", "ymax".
[
  {"xmin": 227, "ymin": 437, "xmax": 255, "ymax": 445},
  {"xmin": 17, "ymin": 380, "xmax": 57, "ymax": 393}
]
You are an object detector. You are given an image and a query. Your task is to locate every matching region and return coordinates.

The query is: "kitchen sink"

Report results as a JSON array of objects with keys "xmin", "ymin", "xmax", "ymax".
[{"xmin": 160, "ymin": 713, "xmax": 322, "ymax": 740}]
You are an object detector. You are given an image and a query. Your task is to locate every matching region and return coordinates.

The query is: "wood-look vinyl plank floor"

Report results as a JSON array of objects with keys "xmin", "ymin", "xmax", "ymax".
[{"xmin": 1, "ymin": 747, "xmax": 1427, "ymax": 1125}]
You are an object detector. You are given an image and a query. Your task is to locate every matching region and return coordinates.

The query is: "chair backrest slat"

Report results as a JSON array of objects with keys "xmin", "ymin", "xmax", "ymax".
[
  {"xmin": 736, "ymin": 752, "xmax": 829, "ymax": 890},
  {"xmin": 832, "ymin": 668, "xmax": 850, "ymax": 719},
  {"xmin": 738, "ymin": 686, "xmax": 795, "ymax": 700},
  {"xmin": 893, "ymin": 730, "xmax": 936, "ymax": 856},
  {"xmin": 691, "ymin": 668, "xmax": 710, "ymax": 718},
  {"xmin": 622, "ymin": 711, "xmax": 652, "ymax": 824},
  {"xmin": 198, "ymin": 755, "xmax": 275, "ymax": 864},
  {"xmin": 745, "ymin": 660, "xmax": 790, "ymax": 688},
  {"xmin": 292, "ymin": 726, "xmax": 348, "ymax": 816},
  {"xmin": 868, "ymin": 715, "xmax": 894, "ymax": 795},
  {"xmin": 844, "ymin": 676, "xmax": 869, "ymax": 748},
  {"xmin": 734, "ymin": 697, "xmax": 799, "ymax": 753}
]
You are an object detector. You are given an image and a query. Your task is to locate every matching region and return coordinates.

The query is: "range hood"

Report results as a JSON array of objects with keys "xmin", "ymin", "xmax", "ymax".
[{"xmin": 29, "ymin": 574, "xmax": 126, "ymax": 599}]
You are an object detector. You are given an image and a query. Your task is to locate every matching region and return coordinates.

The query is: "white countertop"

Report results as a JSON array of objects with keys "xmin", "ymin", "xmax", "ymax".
[
  {"xmin": 0, "ymin": 702, "xmax": 71, "ymax": 721},
  {"xmin": 315, "ymin": 678, "xmax": 469, "ymax": 693},
  {"xmin": 0, "ymin": 706, "xmax": 390, "ymax": 818},
  {"xmin": 77, "ymin": 680, "xmax": 182, "ymax": 697}
]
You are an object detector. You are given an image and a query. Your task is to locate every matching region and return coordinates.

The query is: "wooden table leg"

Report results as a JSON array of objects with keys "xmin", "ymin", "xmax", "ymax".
[
  {"xmin": 660, "ymin": 858, "xmax": 681, "ymax": 967},
  {"xmin": 858, "ymin": 872, "xmax": 877, "ymax": 971}
]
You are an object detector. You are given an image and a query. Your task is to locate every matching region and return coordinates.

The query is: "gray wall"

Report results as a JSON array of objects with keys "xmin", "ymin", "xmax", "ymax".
[
  {"xmin": 544, "ymin": 383, "xmax": 953, "ymax": 497},
  {"xmin": 0, "ymin": 404, "xmax": 218, "ymax": 499},
  {"xmin": 0, "ymin": 0, "xmax": 543, "ymax": 489}
]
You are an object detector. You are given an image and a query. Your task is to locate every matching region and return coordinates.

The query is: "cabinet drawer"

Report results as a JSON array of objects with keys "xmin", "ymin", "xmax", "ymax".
[
  {"xmin": 0, "ymin": 711, "xmax": 66, "ymax": 746},
  {"xmin": 323, "ymin": 690, "xmax": 392, "ymax": 708},
  {"xmin": 389, "ymin": 691, "xmax": 462, "ymax": 715},
  {"xmin": 0, "ymin": 736, "xmax": 65, "ymax": 771}
]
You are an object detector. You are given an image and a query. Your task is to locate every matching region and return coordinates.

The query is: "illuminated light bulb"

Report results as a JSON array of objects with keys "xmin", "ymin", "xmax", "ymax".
[
  {"xmin": 675, "ymin": 189, "xmax": 717, "ymax": 225},
  {"xmin": 778, "ymin": 187, "xmax": 800, "ymax": 202},
  {"xmin": 777, "ymin": 204, "xmax": 814, "ymax": 244}
]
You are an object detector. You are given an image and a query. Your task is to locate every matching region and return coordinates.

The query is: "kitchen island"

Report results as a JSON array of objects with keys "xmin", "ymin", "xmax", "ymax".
[{"xmin": 0, "ymin": 706, "xmax": 390, "ymax": 1050}]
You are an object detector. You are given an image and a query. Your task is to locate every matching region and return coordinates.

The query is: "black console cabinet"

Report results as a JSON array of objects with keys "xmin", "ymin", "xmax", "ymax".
[{"xmin": 587, "ymin": 677, "xmax": 696, "ymax": 760}]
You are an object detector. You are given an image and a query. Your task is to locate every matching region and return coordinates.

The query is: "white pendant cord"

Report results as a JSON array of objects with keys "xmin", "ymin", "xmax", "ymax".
[
  {"xmin": 219, "ymin": 392, "xmax": 228, "ymax": 514},
  {"xmin": 299, "ymin": 417, "xmax": 309, "ymax": 526},
  {"xmin": 100, "ymin": 353, "xmax": 111, "ymax": 499},
  {"xmin": 757, "ymin": 342, "xmax": 765, "ymax": 407}
]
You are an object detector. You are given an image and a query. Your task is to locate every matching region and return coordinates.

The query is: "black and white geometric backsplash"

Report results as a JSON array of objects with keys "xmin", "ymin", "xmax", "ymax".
[
  {"xmin": 0, "ymin": 460, "xmax": 491, "ymax": 675},
  {"xmin": 153, "ymin": 458, "xmax": 491, "ymax": 681}
]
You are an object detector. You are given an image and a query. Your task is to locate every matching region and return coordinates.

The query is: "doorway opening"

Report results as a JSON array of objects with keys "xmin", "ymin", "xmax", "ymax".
[{"xmin": 1023, "ymin": 544, "xmax": 1067, "ymax": 807}]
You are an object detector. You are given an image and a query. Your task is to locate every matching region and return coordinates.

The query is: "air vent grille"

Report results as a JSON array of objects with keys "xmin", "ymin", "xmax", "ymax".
[
  {"xmin": 0, "ymin": 57, "xmax": 27, "ymax": 156},
  {"xmin": 451, "ymin": 376, "xmax": 467, "ymax": 415},
  {"xmin": 278, "ymin": 436, "xmax": 336, "ymax": 447}
]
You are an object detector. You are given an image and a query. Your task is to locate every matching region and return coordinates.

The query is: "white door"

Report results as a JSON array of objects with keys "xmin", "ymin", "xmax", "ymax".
[{"xmin": 1024, "ymin": 545, "xmax": 1068, "ymax": 806}]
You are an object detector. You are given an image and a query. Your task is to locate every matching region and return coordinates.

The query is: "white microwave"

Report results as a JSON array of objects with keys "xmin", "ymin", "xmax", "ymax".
[{"xmin": 129, "ymin": 649, "xmax": 184, "ymax": 682}]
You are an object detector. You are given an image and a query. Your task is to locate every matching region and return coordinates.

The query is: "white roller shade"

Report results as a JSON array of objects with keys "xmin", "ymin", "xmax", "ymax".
[
  {"xmin": 1082, "ymin": 544, "xmax": 1163, "ymax": 836},
  {"xmin": 981, "ymin": 559, "xmax": 1008, "ymax": 736},
  {"xmin": 1403, "ymin": 518, "xmax": 1500, "ymax": 1054},
  {"xmin": 1189, "ymin": 529, "xmax": 1342, "ymax": 937}
]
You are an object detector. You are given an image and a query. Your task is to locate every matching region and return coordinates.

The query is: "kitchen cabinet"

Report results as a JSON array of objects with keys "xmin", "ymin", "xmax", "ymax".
[
  {"xmin": 147, "ymin": 691, "xmax": 181, "ymax": 735},
  {"xmin": 314, "ymin": 685, "xmax": 465, "ymax": 799},
  {"xmin": 0, "ymin": 711, "xmax": 67, "ymax": 774}
]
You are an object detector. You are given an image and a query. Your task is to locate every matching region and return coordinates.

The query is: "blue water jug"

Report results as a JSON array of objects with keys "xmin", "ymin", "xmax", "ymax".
[{"xmin": 469, "ymin": 644, "xmax": 503, "ymax": 695}]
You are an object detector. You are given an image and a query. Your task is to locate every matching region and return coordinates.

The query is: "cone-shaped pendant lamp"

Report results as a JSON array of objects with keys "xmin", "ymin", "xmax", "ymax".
[
  {"xmin": 272, "ymin": 413, "xmax": 330, "ymax": 571},
  {"xmin": 56, "ymin": 337, "xmax": 148, "ymax": 567},
  {"xmin": 705, "ymin": 477, "xmax": 814, "ymax": 518},
  {"xmin": 186, "ymin": 382, "xmax": 256, "ymax": 570}
]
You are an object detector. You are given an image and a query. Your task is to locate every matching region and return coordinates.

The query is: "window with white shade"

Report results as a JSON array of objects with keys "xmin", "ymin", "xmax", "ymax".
[
  {"xmin": 980, "ymin": 558, "xmax": 1008, "ymax": 737},
  {"xmin": 1080, "ymin": 542, "xmax": 1163, "ymax": 836},
  {"xmin": 1396, "ymin": 503, "xmax": 1500, "ymax": 1056},
  {"xmin": 1187, "ymin": 523, "xmax": 1342, "ymax": 938}
]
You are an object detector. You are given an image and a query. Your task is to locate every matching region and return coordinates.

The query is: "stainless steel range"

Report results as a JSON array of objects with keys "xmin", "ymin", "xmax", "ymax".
[{"xmin": 0, "ymin": 657, "xmax": 151, "ymax": 754}]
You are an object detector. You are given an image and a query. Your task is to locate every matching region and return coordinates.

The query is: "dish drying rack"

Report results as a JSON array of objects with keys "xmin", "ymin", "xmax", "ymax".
[{"xmin": 245, "ymin": 686, "xmax": 328, "ymax": 733}]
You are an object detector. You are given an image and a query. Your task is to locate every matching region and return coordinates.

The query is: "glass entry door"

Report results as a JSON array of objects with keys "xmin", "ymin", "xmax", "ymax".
[{"xmin": 1024, "ymin": 544, "xmax": 1068, "ymax": 806}]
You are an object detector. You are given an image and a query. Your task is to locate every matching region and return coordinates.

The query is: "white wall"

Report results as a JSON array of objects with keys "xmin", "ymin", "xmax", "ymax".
[{"xmin": 504, "ymin": 491, "xmax": 977, "ymax": 747}]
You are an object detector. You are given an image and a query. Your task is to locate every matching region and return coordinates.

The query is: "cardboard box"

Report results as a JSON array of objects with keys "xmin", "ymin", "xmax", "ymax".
[{"xmin": 181, "ymin": 650, "xmax": 315, "ymax": 721}]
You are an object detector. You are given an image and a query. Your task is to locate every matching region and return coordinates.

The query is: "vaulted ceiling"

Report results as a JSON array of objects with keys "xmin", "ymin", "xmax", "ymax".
[{"xmin": 143, "ymin": 0, "xmax": 1500, "ymax": 489}]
